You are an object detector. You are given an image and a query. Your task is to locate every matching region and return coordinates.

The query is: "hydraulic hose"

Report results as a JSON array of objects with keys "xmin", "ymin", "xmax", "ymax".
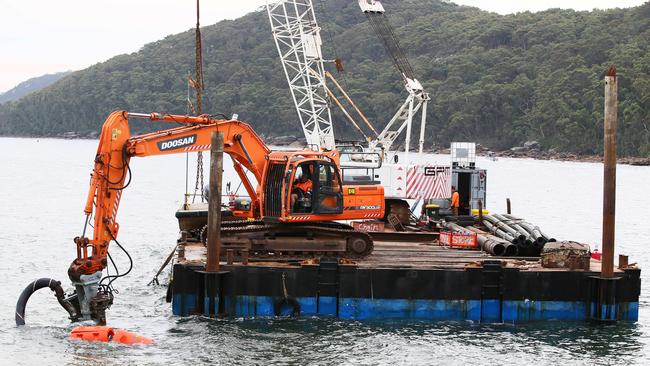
[{"xmin": 15, "ymin": 278, "xmax": 78, "ymax": 326}]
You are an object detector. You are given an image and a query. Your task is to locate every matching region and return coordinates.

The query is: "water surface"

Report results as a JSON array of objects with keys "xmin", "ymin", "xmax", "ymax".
[{"xmin": 0, "ymin": 137, "xmax": 648, "ymax": 365}]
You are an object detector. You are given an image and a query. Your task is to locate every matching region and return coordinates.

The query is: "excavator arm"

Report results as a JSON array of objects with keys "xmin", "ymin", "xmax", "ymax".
[{"xmin": 70, "ymin": 111, "xmax": 271, "ymax": 287}]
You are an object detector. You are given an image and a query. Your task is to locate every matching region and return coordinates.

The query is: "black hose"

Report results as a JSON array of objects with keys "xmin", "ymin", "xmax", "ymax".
[
  {"xmin": 100, "ymin": 223, "xmax": 133, "ymax": 289},
  {"xmin": 274, "ymin": 296, "xmax": 301, "ymax": 317},
  {"xmin": 15, "ymin": 278, "xmax": 77, "ymax": 326}
]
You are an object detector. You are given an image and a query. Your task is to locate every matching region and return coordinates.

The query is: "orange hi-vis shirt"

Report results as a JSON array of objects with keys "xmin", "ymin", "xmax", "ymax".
[
  {"xmin": 451, "ymin": 191, "xmax": 459, "ymax": 207},
  {"xmin": 295, "ymin": 180, "xmax": 312, "ymax": 192}
]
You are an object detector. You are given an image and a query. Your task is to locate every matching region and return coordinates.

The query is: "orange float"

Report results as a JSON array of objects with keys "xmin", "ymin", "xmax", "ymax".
[{"xmin": 70, "ymin": 326, "xmax": 153, "ymax": 345}]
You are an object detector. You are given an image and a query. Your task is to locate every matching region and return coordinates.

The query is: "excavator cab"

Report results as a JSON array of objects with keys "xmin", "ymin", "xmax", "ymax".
[
  {"xmin": 265, "ymin": 158, "xmax": 344, "ymax": 219},
  {"xmin": 287, "ymin": 160, "xmax": 343, "ymax": 215}
]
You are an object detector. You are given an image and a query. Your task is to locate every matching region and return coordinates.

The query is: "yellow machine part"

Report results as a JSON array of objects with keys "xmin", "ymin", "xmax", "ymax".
[{"xmin": 471, "ymin": 208, "xmax": 489, "ymax": 216}]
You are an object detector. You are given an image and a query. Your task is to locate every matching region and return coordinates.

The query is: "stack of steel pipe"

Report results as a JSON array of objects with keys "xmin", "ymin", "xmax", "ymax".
[
  {"xmin": 482, "ymin": 215, "xmax": 521, "ymax": 244},
  {"xmin": 504, "ymin": 214, "xmax": 556, "ymax": 242},
  {"xmin": 481, "ymin": 214, "xmax": 556, "ymax": 256},
  {"xmin": 463, "ymin": 225, "xmax": 519, "ymax": 257},
  {"xmin": 494, "ymin": 214, "xmax": 533, "ymax": 247},
  {"xmin": 493, "ymin": 214, "xmax": 533, "ymax": 255},
  {"xmin": 445, "ymin": 222, "xmax": 518, "ymax": 257},
  {"xmin": 503, "ymin": 214, "xmax": 553, "ymax": 255}
]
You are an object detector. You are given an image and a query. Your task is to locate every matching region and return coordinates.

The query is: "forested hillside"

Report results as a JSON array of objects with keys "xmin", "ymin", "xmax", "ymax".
[
  {"xmin": 0, "ymin": 71, "xmax": 72, "ymax": 104},
  {"xmin": 0, "ymin": 0, "xmax": 648, "ymax": 156}
]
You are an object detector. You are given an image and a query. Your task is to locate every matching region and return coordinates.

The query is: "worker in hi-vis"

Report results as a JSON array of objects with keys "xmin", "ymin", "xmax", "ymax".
[{"xmin": 451, "ymin": 186, "xmax": 459, "ymax": 216}]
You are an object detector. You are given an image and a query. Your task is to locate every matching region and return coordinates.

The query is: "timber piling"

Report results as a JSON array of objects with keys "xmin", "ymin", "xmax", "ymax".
[
  {"xmin": 206, "ymin": 132, "xmax": 224, "ymax": 273},
  {"xmin": 601, "ymin": 66, "xmax": 617, "ymax": 279}
]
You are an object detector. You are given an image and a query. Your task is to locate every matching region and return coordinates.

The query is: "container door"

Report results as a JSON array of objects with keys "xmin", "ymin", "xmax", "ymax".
[
  {"xmin": 470, "ymin": 169, "xmax": 487, "ymax": 210},
  {"xmin": 451, "ymin": 170, "xmax": 458, "ymax": 196}
]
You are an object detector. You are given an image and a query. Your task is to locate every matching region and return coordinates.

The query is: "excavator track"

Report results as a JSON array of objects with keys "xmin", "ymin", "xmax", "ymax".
[{"xmin": 197, "ymin": 221, "xmax": 373, "ymax": 260}]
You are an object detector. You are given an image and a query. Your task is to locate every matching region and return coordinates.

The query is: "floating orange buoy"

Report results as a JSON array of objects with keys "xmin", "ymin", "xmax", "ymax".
[
  {"xmin": 70, "ymin": 326, "xmax": 114, "ymax": 342},
  {"xmin": 70, "ymin": 326, "xmax": 153, "ymax": 345},
  {"xmin": 112, "ymin": 329, "xmax": 154, "ymax": 345}
]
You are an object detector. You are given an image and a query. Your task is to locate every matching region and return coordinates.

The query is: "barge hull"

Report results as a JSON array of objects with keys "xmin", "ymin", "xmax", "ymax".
[{"xmin": 171, "ymin": 260, "xmax": 640, "ymax": 323}]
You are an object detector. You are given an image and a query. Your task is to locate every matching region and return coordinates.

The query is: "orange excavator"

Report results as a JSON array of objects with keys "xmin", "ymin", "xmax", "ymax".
[{"xmin": 61, "ymin": 110, "xmax": 384, "ymax": 323}]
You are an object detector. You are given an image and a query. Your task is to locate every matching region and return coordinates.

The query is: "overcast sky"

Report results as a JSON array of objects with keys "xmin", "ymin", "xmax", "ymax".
[{"xmin": 0, "ymin": 0, "xmax": 646, "ymax": 93}]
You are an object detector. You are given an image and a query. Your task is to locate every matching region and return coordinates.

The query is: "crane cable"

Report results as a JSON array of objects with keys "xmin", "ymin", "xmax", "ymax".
[
  {"xmin": 315, "ymin": 0, "xmax": 349, "ymax": 90},
  {"xmin": 364, "ymin": 11, "xmax": 415, "ymax": 81},
  {"xmin": 192, "ymin": 0, "xmax": 205, "ymax": 203}
]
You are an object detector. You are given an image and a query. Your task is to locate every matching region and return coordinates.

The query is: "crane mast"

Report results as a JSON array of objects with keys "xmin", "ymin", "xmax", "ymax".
[
  {"xmin": 266, "ymin": 0, "xmax": 335, "ymax": 150},
  {"xmin": 267, "ymin": 0, "xmax": 430, "ymax": 159}
]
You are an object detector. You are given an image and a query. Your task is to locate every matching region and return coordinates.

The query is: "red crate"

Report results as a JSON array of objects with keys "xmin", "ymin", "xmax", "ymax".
[{"xmin": 439, "ymin": 231, "xmax": 478, "ymax": 249}]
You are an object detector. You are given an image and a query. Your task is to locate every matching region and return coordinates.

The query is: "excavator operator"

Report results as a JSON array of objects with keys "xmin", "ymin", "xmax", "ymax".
[{"xmin": 291, "ymin": 165, "xmax": 313, "ymax": 212}]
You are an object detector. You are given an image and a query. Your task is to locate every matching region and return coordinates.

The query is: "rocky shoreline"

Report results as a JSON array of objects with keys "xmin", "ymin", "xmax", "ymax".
[
  {"xmin": 433, "ymin": 140, "xmax": 650, "ymax": 166},
  {"xmin": 3, "ymin": 133, "xmax": 649, "ymax": 166},
  {"xmin": 481, "ymin": 149, "xmax": 650, "ymax": 166}
]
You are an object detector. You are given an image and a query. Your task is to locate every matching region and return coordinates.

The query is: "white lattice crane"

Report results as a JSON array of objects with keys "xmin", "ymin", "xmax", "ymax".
[
  {"xmin": 266, "ymin": 0, "xmax": 335, "ymax": 150},
  {"xmin": 267, "ymin": 0, "xmax": 448, "ymax": 224}
]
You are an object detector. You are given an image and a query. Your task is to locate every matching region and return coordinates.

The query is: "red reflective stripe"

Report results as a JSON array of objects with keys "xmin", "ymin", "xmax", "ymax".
[
  {"xmin": 406, "ymin": 169, "xmax": 421, "ymax": 196},
  {"xmin": 410, "ymin": 171, "xmax": 428, "ymax": 198},
  {"xmin": 421, "ymin": 175, "xmax": 436, "ymax": 199}
]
